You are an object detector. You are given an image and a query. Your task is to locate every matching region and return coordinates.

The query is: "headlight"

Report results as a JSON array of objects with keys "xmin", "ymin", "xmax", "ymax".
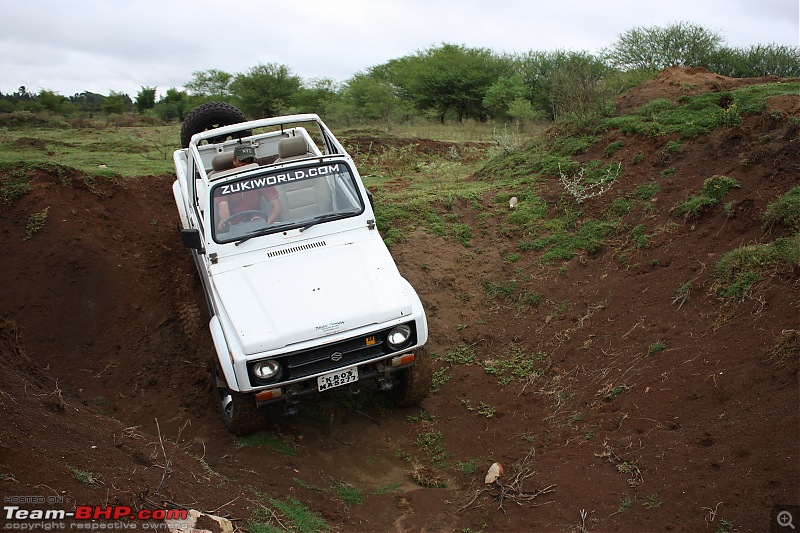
[
  {"xmin": 387, "ymin": 324, "xmax": 412, "ymax": 350},
  {"xmin": 251, "ymin": 360, "xmax": 281, "ymax": 380}
]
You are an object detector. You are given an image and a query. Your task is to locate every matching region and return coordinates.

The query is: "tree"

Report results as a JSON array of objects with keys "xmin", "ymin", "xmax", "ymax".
[
  {"xmin": 101, "ymin": 91, "xmax": 132, "ymax": 114},
  {"xmin": 153, "ymin": 88, "xmax": 189, "ymax": 121},
  {"xmin": 135, "ymin": 86, "xmax": 156, "ymax": 113},
  {"xmin": 707, "ymin": 44, "xmax": 800, "ymax": 77},
  {"xmin": 604, "ymin": 21, "xmax": 724, "ymax": 72},
  {"xmin": 293, "ymin": 77, "xmax": 339, "ymax": 114},
  {"xmin": 387, "ymin": 44, "xmax": 507, "ymax": 122},
  {"xmin": 340, "ymin": 72, "xmax": 406, "ymax": 129},
  {"xmin": 69, "ymin": 92, "xmax": 105, "ymax": 115},
  {"xmin": 513, "ymin": 50, "xmax": 611, "ymax": 122},
  {"xmin": 483, "ymin": 75, "xmax": 529, "ymax": 121},
  {"xmin": 37, "ymin": 90, "xmax": 66, "ymax": 113},
  {"xmin": 185, "ymin": 69, "xmax": 233, "ymax": 98},
  {"xmin": 229, "ymin": 63, "xmax": 302, "ymax": 118},
  {"xmin": 547, "ymin": 52, "xmax": 612, "ymax": 122}
]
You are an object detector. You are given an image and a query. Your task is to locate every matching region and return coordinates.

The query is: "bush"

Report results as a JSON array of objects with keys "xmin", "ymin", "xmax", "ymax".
[
  {"xmin": 763, "ymin": 187, "xmax": 800, "ymax": 230},
  {"xmin": 673, "ymin": 175, "xmax": 740, "ymax": 219}
]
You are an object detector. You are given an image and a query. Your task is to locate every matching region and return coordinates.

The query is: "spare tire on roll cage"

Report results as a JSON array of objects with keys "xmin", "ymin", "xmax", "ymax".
[{"xmin": 180, "ymin": 102, "xmax": 252, "ymax": 148}]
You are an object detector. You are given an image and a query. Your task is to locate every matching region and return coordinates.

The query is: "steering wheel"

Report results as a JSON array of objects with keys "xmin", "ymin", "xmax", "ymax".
[{"xmin": 220, "ymin": 209, "xmax": 269, "ymax": 227}]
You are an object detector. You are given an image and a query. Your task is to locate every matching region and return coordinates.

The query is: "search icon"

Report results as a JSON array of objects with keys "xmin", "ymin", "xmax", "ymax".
[{"xmin": 778, "ymin": 510, "xmax": 796, "ymax": 529}]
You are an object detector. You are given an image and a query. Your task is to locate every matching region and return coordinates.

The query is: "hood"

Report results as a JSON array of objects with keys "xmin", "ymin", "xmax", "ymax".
[{"xmin": 212, "ymin": 238, "xmax": 413, "ymax": 355}]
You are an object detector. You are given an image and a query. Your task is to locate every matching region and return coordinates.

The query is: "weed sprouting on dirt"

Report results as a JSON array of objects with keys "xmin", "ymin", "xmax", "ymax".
[
  {"xmin": 410, "ymin": 464, "xmax": 448, "ymax": 488},
  {"xmin": 430, "ymin": 367, "xmax": 452, "ymax": 393},
  {"xmin": 69, "ymin": 466, "xmax": 101, "ymax": 486},
  {"xmin": 23, "ymin": 207, "xmax": 49, "ymax": 240},
  {"xmin": 596, "ymin": 440, "xmax": 643, "ymax": 486},
  {"xmin": 442, "ymin": 344, "xmax": 477, "ymax": 365},
  {"xmin": 0, "ymin": 167, "xmax": 32, "ymax": 204},
  {"xmin": 415, "ymin": 429, "xmax": 448, "ymax": 463},
  {"xmin": 767, "ymin": 330, "xmax": 799, "ymax": 367},
  {"xmin": 673, "ymin": 281, "xmax": 693, "ymax": 308},
  {"xmin": 648, "ymin": 341, "xmax": 667, "ymax": 355},
  {"xmin": 616, "ymin": 494, "xmax": 634, "ymax": 515},
  {"xmin": 643, "ymin": 493, "xmax": 665, "ymax": 509},
  {"xmin": 481, "ymin": 347, "xmax": 548, "ymax": 385}
]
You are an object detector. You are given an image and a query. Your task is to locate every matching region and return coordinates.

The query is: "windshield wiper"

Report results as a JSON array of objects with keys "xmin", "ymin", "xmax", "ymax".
[
  {"xmin": 299, "ymin": 210, "xmax": 360, "ymax": 233},
  {"xmin": 234, "ymin": 222, "xmax": 296, "ymax": 246}
]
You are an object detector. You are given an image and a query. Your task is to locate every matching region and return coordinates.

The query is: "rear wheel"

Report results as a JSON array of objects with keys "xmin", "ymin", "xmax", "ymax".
[
  {"xmin": 386, "ymin": 347, "xmax": 432, "ymax": 407},
  {"xmin": 181, "ymin": 102, "xmax": 251, "ymax": 148},
  {"xmin": 210, "ymin": 357, "xmax": 266, "ymax": 436}
]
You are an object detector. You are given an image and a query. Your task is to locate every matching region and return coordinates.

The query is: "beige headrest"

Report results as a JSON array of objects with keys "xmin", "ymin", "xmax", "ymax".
[
  {"xmin": 277, "ymin": 136, "xmax": 308, "ymax": 159},
  {"xmin": 212, "ymin": 152, "xmax": 235, "ymax": 171}
]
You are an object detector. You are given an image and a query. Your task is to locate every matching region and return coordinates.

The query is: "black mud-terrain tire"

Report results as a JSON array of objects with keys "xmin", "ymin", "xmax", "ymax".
[
  {"xmin": 180, "ymin": 102, "xmax": 251, "ymax": 148},
  {"xmin": 386, "ymin": 347, "xmax": 433, "ymax": 407},
  {"xmin": 210, "ymin": 357, "xmax": 266, "ymax": 436}
]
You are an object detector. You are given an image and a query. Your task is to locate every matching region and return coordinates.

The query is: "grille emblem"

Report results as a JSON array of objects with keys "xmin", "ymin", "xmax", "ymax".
[{"xmin": 330, "ymin": 351, "xmax": 343, "ymax": 362}]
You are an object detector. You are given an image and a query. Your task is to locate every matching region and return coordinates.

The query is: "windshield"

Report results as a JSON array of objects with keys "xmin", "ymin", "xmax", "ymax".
[{"xmin": 211, "ymin": 161, "xmax": 364, "ymax": 243}]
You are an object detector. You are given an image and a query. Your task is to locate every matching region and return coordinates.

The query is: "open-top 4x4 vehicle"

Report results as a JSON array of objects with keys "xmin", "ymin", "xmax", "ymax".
[{"xmin": 172, "ymin": 103, "xmax": 430, "ymax": 435}]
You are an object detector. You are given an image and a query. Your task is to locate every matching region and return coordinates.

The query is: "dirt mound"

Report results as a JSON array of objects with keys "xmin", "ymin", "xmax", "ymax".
[
  {"xmin": 615, "ymin": 66, "xmax": 787, "ymax": 115},
  {"xmin": 1, "ymin": 69, "xmax": 798, "ymax": 532}
]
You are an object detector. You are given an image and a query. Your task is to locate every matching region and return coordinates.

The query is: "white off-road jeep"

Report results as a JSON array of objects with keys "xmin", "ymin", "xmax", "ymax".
[{"xmin": 173, "ymin": 103, "xmax": 430, "ymax": 435}]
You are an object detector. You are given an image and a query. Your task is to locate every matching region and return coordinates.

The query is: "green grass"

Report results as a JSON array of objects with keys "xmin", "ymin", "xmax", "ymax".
[
  {"xmin": 457, "ymin": 459, "xmax": 479, "ymax": 476},
  {"xmin": 601, "ymin": 82, "xmax": 800, "ymax": 138},
  {"xmin": 0, "ymin": 124, "xmax": 178, "ymax": 177},
  {"xmin": 712, "ymin": 234, "xmax": 800, "ymax": 301},
  {"xmin": 763, "ymin": 186, "xmax": 800, "ymax": 230},
  {"xmin": 234, "ymin": 432, "xmax": 296, "ymax": 456},
  {"xmin": 249, "ymin": 497, "xmax": 329, "ymax": 533},
  {"xmin": 633, "ymin": 181, "xmax": 660, "ymax": 200},
  {"xmin": 483, "ymin": 280, "xmax": 517, "ymax": 300},
  {"xmin": 331, "ymin": 481, "xmax": 364, "ymax": 506},
  {"xmin": 673, "ymin": 175, "xmax": 740, "ymax": 219}
]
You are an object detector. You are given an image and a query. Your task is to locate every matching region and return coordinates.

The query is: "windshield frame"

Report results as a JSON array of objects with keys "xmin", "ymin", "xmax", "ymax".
[{"xmin": 210, "ymin": 159, "xmax": 365, "ymax": 245}]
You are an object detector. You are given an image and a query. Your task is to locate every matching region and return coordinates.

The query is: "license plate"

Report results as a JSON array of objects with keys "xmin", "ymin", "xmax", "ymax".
[{"xmin": 317, "ymin": 366, "xmax": 359, "ymax": 392}]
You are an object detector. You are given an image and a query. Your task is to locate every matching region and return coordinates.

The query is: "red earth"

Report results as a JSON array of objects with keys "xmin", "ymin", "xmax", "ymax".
[{"xmin": 1, "ymin": 67, "xmax": 798, "ymax": 532}]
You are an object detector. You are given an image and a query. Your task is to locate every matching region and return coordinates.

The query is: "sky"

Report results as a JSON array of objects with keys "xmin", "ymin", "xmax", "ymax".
[{"xmin": 1, "ymin": 0, "xmax": 798, "ymax": 98}]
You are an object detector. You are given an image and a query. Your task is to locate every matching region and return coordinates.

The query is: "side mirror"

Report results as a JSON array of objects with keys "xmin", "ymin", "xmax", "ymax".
[{"xmin": 180, "ymin": 228, "xmax": 205, "ymax": 253}]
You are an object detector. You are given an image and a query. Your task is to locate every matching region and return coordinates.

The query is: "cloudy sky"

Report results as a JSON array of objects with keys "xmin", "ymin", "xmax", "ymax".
[{"xmin": 1, "ymin": 0, "xmax": 798, "ymax": 98}]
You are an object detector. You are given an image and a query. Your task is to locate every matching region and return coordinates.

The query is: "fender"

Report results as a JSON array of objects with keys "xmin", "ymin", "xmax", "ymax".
[
  {"xmin": 172, "ymin": 180, "xmax": 189, "ymax": 229},
  {"xmin": 209, "ymin": 315, "xmax": 239, "ymax": 391},
  {"xmin": 400, "ymin": 276, "xmax": 429, "ymax": 344}
]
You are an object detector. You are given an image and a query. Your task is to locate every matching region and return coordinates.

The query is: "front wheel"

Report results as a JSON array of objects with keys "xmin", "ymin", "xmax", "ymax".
[
  {"xmin": 210, "ymin": 358, "xmax": 266, "ymax": 436},
  {"xmin": 385, "ymin": 347, "xmax": 432, "ymax": 407}
]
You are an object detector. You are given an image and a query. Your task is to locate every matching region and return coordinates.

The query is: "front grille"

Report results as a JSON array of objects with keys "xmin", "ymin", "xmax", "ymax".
[{"xmin": 248, "ymin": 323, "xmax": 416, "ymax": 387}]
